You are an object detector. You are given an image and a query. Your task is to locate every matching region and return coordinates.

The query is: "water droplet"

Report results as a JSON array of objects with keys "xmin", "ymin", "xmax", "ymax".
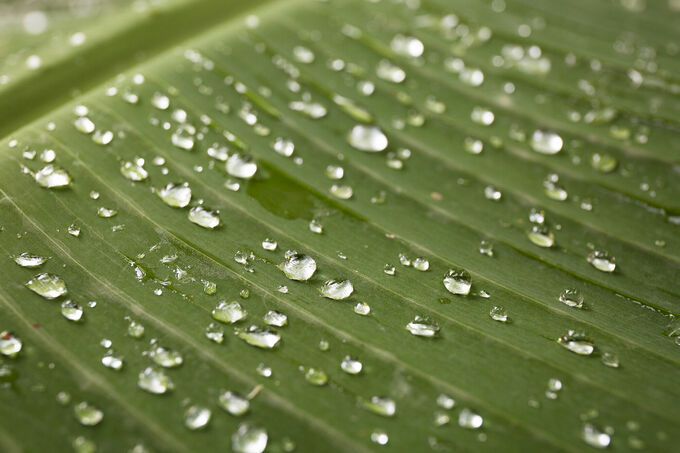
[
  {"xmin": 14, "ymin": 252, "xmax": 47, "ymax": 268},
  {"xmin": 72, "ymin": 436, "xmax": 96, "ymax": 453},
  {"xmin": 200, "ymin": 322, "xmax": 222, "ymax": 344},
  {"xmin": 74, "ymin": 117, "xmax": 95, "ymax": 134},
  {"xmin": 484, "ymin": 185, "xmax": 502, "ymax": 201},
  {"xmin": 340, "ymin": 356, "xmax": 362, "ymax": 374},
  {"xmin": 353, "ymin": 302, "xmax": 371, "ymax": 316},
  {"xmin": 590, "ymin": 153, "xmax": 617, "ymax": 173},
  {"xmin": 26, "ymin": 273, "xmax": 67, "ymax": 299},
  {"xmin": 309, "ymin": 219, "xmax": 324, "ymax": 234},
  {"xmin": 530, "ymin": 130, "xmax": 563, "ymax": 154},
  {"xmin": 390, "ymin": 34, "xmax": 424, "ymax": 57},
  {"xmin": 149, "ymin": 344, "xmax": 183, "ymax": 368},
  {"xmin": 325, "ymin": 165, "xmax": 344, "ymax": 180},
  {"xmin": 527, "ymin": 225, "xmax": 554, "ymax": 247},
  {"xmin": 370, "ymin": 429, "xmax": 389, "ymax": 446},
  {"xmin": 92, "ymin": 130, "xmax": 114, "ymax": 145},
  {"xmin": 101, "ymin": 352, "xmax": 124, "ymax": 370},
  {"xmin": 601, "ymin": 351, "xmax": 620, "ymax": 368},
  {"xmin": 151, "ymin": 92, "xmax": 170, "ymax": 110},
  {"xmin": 443, "ymin": 269, "xmax": 471, "ymax": 295},
  {"xmin": 330, "ymin": 184, "xmax": 353, "ymax": 200},
  {"xmin": 293, "ymin": 45, "xmax": 315, "ymax": 63},
  {"xmin": 288, "ymin": 100, "xmax": 327, "ymax": 119},
  {"xmin": 460, "ymin": 68, "xmax": 485, "ymax": 87},
  {"xmin": 412, "ymin": 257, "xmax": 429, "ymax": 271},
  {"xmin": 319, "ymin": 280, "xmax": 354, "ymax": 300},
  {"xmin": 157, "ymin": 183, "xmax": 191, "ymax": 208},
  {"xmin": 40, "ymin": 149, "xmax": 56, "ymax": 162},
  {"xmin": 226, "ymin": 153, "xmax": 258, "ymax": 179},
  {"xmin": 97, "ymin": 207, "xmax": 117, "ymax": 218},
  {"xmin": 232, "ymin": 424, "xmax": 268, "ymax": 453},
  {"xmin": 304, "ymin": 367, "xmax": 328, "ymax": 386},
  {"xmin": 212, "ymin": 301, "xmax": 247, "ymax": 324},
  {"xmin": 347, "ymin": 125, "xmax": 388, "ymax": 152},
  {"xmin": 68, "ymin": 224, "xmax": 81, "ymax": 237},
  {"xmin": 260, "ymin": 238, "xmax": 278, "ymax": 251},
  {"xmin": 235, "ymin": 326, "xmax": 280, "ymax": 349},
  {"xmin": 256, "ymin": 363, "xmax": 272, "ymax": 377},
  {"xmin": 437, "ymin": 394, "xmax": 455, "ymax": 409},
  {"xmin": 558, "ymin": 330, "xmax": 595, "ymax": 355},
  {"xmin": 219, "ymin": 390, "xmax": 250, "ymax": 416},
  {"xmin": 582, "ymin": 423, "xmax": 611, "ymax": 449},
  {"xmin": 470, "ymin": 107, "xmax": 495, "ymax": 126},
  {"xmin": 587, "ymin": 250, "xmax": 616, "ymax": 272},
  {"xmin": 73, "ymin": 401, "xmax": 103, "ymax": 426},
  {"xmin": 433, "ymin": 411, "xmax": 450, "ymax": 426},
  {"xmin": 318, "ymin": 340, "xmax": 330, "ymax": 352},
  {"xmin": 61, "ymin": 300, "xmax": 83, "ymax": 322},
  {"xmin": 543, "ymin": 173, "xmax": 568, "ymax": 201},
  {"xmin": 406, "ymin": 315, "xmax": 439, "ymax": 337},
  {"xmin": 383, "ymin": 264, "xmax": 396, "ymax": 276},
  {"xmin": 559, "ymin": 288, "xmax": 584, "ymax": 308},
  {"xmin": 188, "ymin": 206, "xmax": 220, "ymax": 229},
  {"xmin": 263, "ymin": 310, "xmax": 287, "ymax": 327},
  {"xmin": 138, "ymin": 366, "xmax": 174, "ymax": 394},
  {"xmin": 363, "ymin": 396, "xmax": 396, "ymax": 417},
  {"xmin": 376, "ymin": 59, "xmax": 406, "ymax": 83},
  {"xmin": 0, "ymin": 331, "xmax": 22, "ymax": 358},
  {"xmin": 120, "ymin": 159, "xmax": 148, "ymax": 182},
  {"xmin": 458, "ymin": 408, "xmax": 483, "ymax": 429},
  {"xmin": 279, "ymin": 252, "xmax": 317, "ymax": 281},
  {"xmin": 171, "ymin": 126, "xmax": 195, "ymax": 150},
  {"xmin": 34, "ymin": 165, "xmax": 71, "ymax": 188},
  {"xmin": 184, "ymin": 405, "xmax": 211, "ymax": 430},
  {"xmin": 272, "ymin": 137, "xmax": 295, "ymax": 157},
  {"xmin": 489, "ymin": 306, "xmax": 508, "ymax": 322}
]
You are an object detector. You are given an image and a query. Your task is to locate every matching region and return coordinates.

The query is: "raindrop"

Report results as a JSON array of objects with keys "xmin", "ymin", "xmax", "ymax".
[
  {"xmin": 0, "ymin": 332, "xmax": 22, "ymax": 358},
  {"xmin": 464, "ymin": 137, "xmax": 484, "ymax": 154},
  {"xmin": 219, "ymin": 391, "xmax": 250, "ymax": 416},
  {"xmin": 412, "ymin": 257, "xmax": 429, "ymax": 271},
  {"xmin": 353, "ymin": 302, "xmax": 371, "ymax": 316},
  {"xmin": 151, "ymin": 92, "xmax": 170, "ymax": 110},
  {"xmin": 319, "ymin": 280, "xmax": 354, "ymax": 300},
  {"xmin": 120, "ymin": 159, "xmax": 148, "ymax": 181},
  {"xmin": 309, "ymin": 219, "xmax": 323, "ymax": 234},
  {"xmin": 235, "ymin": 326, "xmax": 281, "ymax": 349},
  {"xmin": 347, "ymin": 125, "xmax": 388, "ymax": 152},
  {"xmin": 527, "ymin": 225, "xmax": 554, "ymax": 247},
  {"xmin": 363, "ymin": 396, "xmax": 396, "ymax": 417},
  {"xmin": 559, "ymin": 288, "xmax": 584, "ymax": 308},
  {"xmin": 34, "ymin": 165, "xmax": 71, "ymax": 188},
  {"xmin": 376, "ymin": 59, "xmax": 406, "ymax": 83},
  {"xmin": 74, "ymin": 117, "xmax": 95, "ymax": 134},
  {"xmin": 443, "ymin": 269, "xmax": 471, "ymax": 295},
  {"xmin": 330, "ymin": 184, "xmax": 353, "ymax": 199},
  {"xmin": 458, "ymin": 408, "xmax": 483, "ymax": 429},
  {"xmin": 434, "ymin": 411, "xmax": 450, "ymax": 426},
  {"xmin": 601, "ymin": 351, "xmax": 620, "ymax": 368},
  {"xmin": 184, "ymin": 405, "xmax": 211, "ymax": 430},
  {"xmin": 390, "ymin": 34, "xmax": 424, "ymax": 57},
  {"xmin": 437, "ymin": 394, "xmax": 455, "ymax": 410},
  {"xmin": 582, "ymin": 423, "xmax": 611, "ymax": 449},
  {"xmin": 128, "ymin": 320, "xmax": 145, "ymax": 338},
  {"xmin": 205, "ymin": 322, "xmax": 224, "ymax": 343},
  {"xmin": 460, "ymin": 68, "xmax": 485, "ymax": 87},
  {"xmin": 232, "ymin": 424, "xmax": 268, "ymax": 453},
  {"xmin": 557, "ymin": 330, "xmax": 595, "ymax": 355},
  {"xmin": 530, "ymin": 130, "xmax": 563, "ymax": 154},
  {"xmin": 212, "ymin": 301, "xmax": 247, "ymax": 324},
  {"xmin": 406, "ymin": 315, "xmax": 439, "ymax": 337},
  {"xmin": 14, "ymin": 252, "xmax": 47, "ymax": 268},
  {"xmin": 293, "ymin": 45, "xmax": 315, "ymax": 63},
  {"xmin": 484, "ymin": 185, "xmax": 502, "ymax": 201},
  {"xmin": 138, "ymin": 366, "xmax": 174, "ymax": 394},
  {"xmin": 489, "ymin": 306, "xmax": 508, "ymax": 322},
  {"xmin": 543, "ymin": 174, "xmax": 568, "ymax": 201},
  {"xmin": 226, "ymin": 153, "xmax": 258, "ymax": 179},
  {"xmin": 67, "ymin": 224, "xmax": 81, "ymax": 237},
  {"xmin": 272, "ymin": 137, "xmax": 295, "ymax": 157},
  {"xmin": 590, "ymin": 153, "xmax": 618, "ymax": 173},
  {"xmin": 74, "ymin": 402, "xmax": 103, "ymax": 426},
  {"xmin": 370, "ymin": 430, "xmax": 389, "ymax": 446},
  {"xmin": 171, "ymin": 126, "xmax": 194, "ymax": 150},
  {"xmin": 383, "ymin": 264, "xmax": 396, "ymax": 275},
  {"xmin": 97, "ymin": 207, "xmax": 117, "ymax": 218},
  {"xmin": 92, "ymin": 130, "xmax": 114, "ymax": 145},
  {"xmin": 26, "ymin": 273, "xmax": 67, "ymax": 299},
  {"xmin": 479, "ymin": 241, "xmax": 494, "ymax": 257},
  {"xmin": 149, "ymin": 344, "xmax": 183, "ymax": 368},
  {"xmin": 470, "ymin": 107, "xmax": 495, "ymax": 126},
  {"xmin": 157, "ymin": 183, "xmax": 191, "ymax": 208},
  {"xmin": 263, "ymin": 310, "xmax": 288, "ymax": 327},
  {"xmin": 340, "ymin": 356, "xmax": 362, "ymax": 375},
  {"xmin": 61, "ymin": 300, "xmax": 83, "ymax": 322},
  {"xmin": 279, "ymin": 252, "xmax": 317, "ymax": 281},
  {"xmin": 304, "ymin": 368, "xmax": 328, "ymax": 386},
  {"xmin": 101, "ymin": 353, "xmax": 124, "ymax": 371},
  {"xmin": 261, "ymin": 238, "xmax": 278, "ymax": 251},
  {"xmin": 188, "ymin": 206, "xmax": 220, "ymax": 229},
  {"xmin": 325, "ymin": 165, "xmax": 344, "ymax": 179},
  {"xmin": 587, "ymin": 250, "xmax": 616, "ymax": 272}
]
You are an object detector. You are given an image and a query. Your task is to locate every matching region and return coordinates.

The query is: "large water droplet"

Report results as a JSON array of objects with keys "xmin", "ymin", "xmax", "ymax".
[
  {"xmin": 149, "ymin": 344, "xmax": 183, "ymax": 368},
  {"xmin": 138, "ymin": 366, "xmax": 174, "ymax": 394},
  {"xmin": 212, "ymin": 301, "xmax": 247, "ymax": 324},
  {"xmin": 74, "ymin": 117, "xmax": 95, "ymax": 134},
  {"xmin": 217, "ymin": 390, "xmax": 249, "ymax": 417},
  {"xmin": 319, "ymin": 279, "xmax": 354, "ymax": 300},
  {"xmin": 34, "ymin": 165, "xmax": 71, "ymax": 188},
  {"xmin": 340, "ymin": 356, "xmax": 362, "ymax": 374},
  {"xmin": 226, "ymin": 153, "xmax": 258, "ymax": 179},
  {"xmin": 272, "ymin": 137, "xmax": 295, "ymax": 157},
  {"xmin": 278, "ymin": 252, "xmax": 316, "ymax": 281},
  {"xmin": 330, "ymin": 184, "xmax": 353, "ymax": 200},
  {"xmin": 101, "ymin": 353, "xmax": 124, "ymax": 370},
  {"xmin": 0, "ymin": 331, "xmax": 22, "ymax": 358},
  {"xmin": 443, "ymin": 269, "xmax": 471, "ymax": 295},
  {"xmin": 171, "ymin": 126, "xmax": 195, "ymax": 150},
  {"xmin": 61, "ymin": 300, "xmax": 83, "ymax": 322},
  {"xmin": 406, "ymin": 315, "xmax": 439, "ymax": 337},
  {"xmin": 587, "ymin": 250, "xmax": 616, "ymax": 272},
  {"xmin": 232, "ymin": 424, "xmax": 268, "ymax": 453},
  {"xmin": 184, "ymin": 405, "xmax": 211, "ymax": 430},
  {"xmin": 530, "ymin": 130, "xmax": 563, "ymax": 154},
  {"xmin": 347, "ymin": 125, "xmax": 388, "ymax": 152},
  {"xmin": 26, "ymin": 273, "xmax": 67, "ymax": 299},
  {"xmin": 151, "ymin": 92, "xmax": 170, "ymax": 110},
  {"xmin": 353, "ymin": 301, "xmax": 371, "ymax": 316},
  {"xmin": 527, "ymin": 225, "xmax": 554, "ymax": 247},
  {"xmin": 188, "ymin": 206, "xmax": 220, "ymax": 229},
  {"xmin": 157, "ymin": 183, "xmax": 191, "ymax": 208},
  {"xmin": 74, "ymin": 402, "xmax": 103, "ymax": 426},
  {"xmin": 263, "ymin": 310, "xmax": 287, "ymax": 327},
  {"xmin": 557, "ymin": 330, "xmax": 594, "ymax": 355},
  {"xmin": 14, "ymin": 252, "xmax": 47, "ymax": 268},
  {"xmin": 235, "ymin": 326, "xmax": 280, "ymax": 349}
]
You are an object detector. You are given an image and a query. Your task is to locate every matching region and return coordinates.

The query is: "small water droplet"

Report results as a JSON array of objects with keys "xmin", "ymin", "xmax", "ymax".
[
  {"xmin": 530, "ymin": 130, "xmax": 563, "ymax": 154},
  {"xmin": 330, "ymin": 184, "xmax": 353, "ymax": 199},
  {"xmin": 232, "ymin": 424, "xmax": 268, "ymax": 453},
  {"xmin": 458, "ymin": 408, "xmax": 483, "ymax": 429},
  {"xmin": 92, "ymin": 130, "xmax": 114, "ymax": 145},
  {"xmin": 263, "ymin": 310, "xmax": 287, "ymax": 327},
  {"xmin": 370, "ymin": 429, "xmax": 389, "ymax": 446},
  {"xmin": 101, "ymin": 352, "xmax": 124, "ymax": 370},
  {"xmin": 406, "ymin": 315, "xmax": 439, "ymax": 337},
  {"xmin": 412, "ymin": 257, "xmax": 429, "ymax": 271},
  {"xmin": 383, "ymin": 264, "xmax": 396, "ymax": 276},
  {"xmin": 34, "ymin": 165, "xmax": 71, "ymax": 188},
  {"xmin": 293, "ymin": 45, "xmax": 315, "ymax": 63},
  {"xmin": 149, "ymin": 344, "xmax": 183, "ymax": 368},
  {"xmin": 582, "ymin": 423, "xmax": 611, "ymax": 449},
  {"xmin": 437, "ymin": 394, "xmax": 455, "ymax": 409},
  {"xmin": 26, "ymin": 273, "xmax": 67, "ymax": 299},
  {"xmin": 74, "ymin": 117, "xmax": 95, "ymax": 134},
  {"xmin": 484, "ymin": 185, "xmax": 502, "ymax": 201},
  {"xmin": 261, "ymin": 238, "xmax": 278, "ymax": 251},
  {"xmin": 157, "ymin": 183, "xmax": 191, "ymax": 208},
  {"xmin": 184, "ymin": 405, "xmax": 211, "ymax": 430},
  {"xmin": 188, "ymin": 206, "xmax": 220, "ymax": 229},
  {"xmin": 363, "ymin": 396, "xmax": 396, "ymax": 417},
  {"xmin": 74, "ymin": 401, "xmax": 103, "ymax": 426},
  {"xmin": 527, "ymin": 225, "xmax": 554, "ymax": 247},
  {"xmin": 226, "ymin": 153, "xmax": 258, "ymax": 179},
  {"xmin": 558, "ymin": 330, "xmax": 595, "ymax": 355},
  {"xmin": 14, "ymin": 252, "xmax": 47, "ymax": 268},
  {"xmin": 60, "ymin": 300, "xmax": 83, "ymax": 322},
  {"xmin": 587, "ymin": 250, "xmax": 616, "ymax": 272},
  {"xmin": 443, "ymin": 269, "xmax": 471, "ymax": 295},
  {"xmin": 272, "ymin": 137, "xmax": 295, "ymax": 157},
  {"xmin": 319, "ymin": 280, "xmax": 354, "ymax": 300},
  {"xmin": 171, "ymin": 126, "xmax": 195, "ymax": 150},
  {"xmin": 471, "ymin": 107, "xmax": 495, "ymax": 126},
  {"xmin": 309, "ymin": 219, "xmax": 324, "ymax": 234},
  {"xmin": 235, "ymin": 326, "xmax": 280, "ymax": 349},
  {"xmin": 489, "ymin": 306, "xmax": 508, "ymax": 322},
  {"xmin": 67, "ymin": 224, "xmax": 81, "ymax": 237},
  {"xmin": 601, "ymin": 351, "xmax": 620, "ymax": 368},
  {"xmin": 376, "ymin": 59, "xmax": 406, "ymax": 83},
  {"xmin": 559, "ymin": 288, "xmax": 584, "ymax": 308},
  {"xmin": 0, "ymin": 332, "xmax": 22, "ymax": 358},
  {"xmin": 347, "ymin": 125, "xmax": 388, "ymax": 152},
  {"xmin": 340, "ymin": 356, "xmax": 362, "ymax": 374},
  {"xmin": 390, "ymin": 34, "xmax": 424, "ymax": 57},
  {"xmin": 97, "ymin": 207, "xmax": 117, "ymax": 218},
  {"xmin": 219, "ymin": 390, "xmax": 250, "ymax": 416},
  {"xmin": 304, "ymin": 367, "xmax": 328, "ymax": 386},
  {"xmin": 138, "ymin": 366, "xmax": 174, "ymax": 394},
  {"xmin": 353, "ymin": 302, "xmax": 371, "ymax": 316},
  {"xmin": 279, "ymin": 252, "xmax": 317, "ymax": 281},
  {"xmin": 120, "ymin": 159, "xmax": 148, "ymax": 181},
  {"xmin": 212, "ymin": 301, "xmax": 247, "ymax": 324},
  {"xmin": 590, "ymin": 153, "xmax": 617, "ymax": 173},
  {"xmin": 151, "ymin": 92, "xmax": 170, "ymax": 110}
]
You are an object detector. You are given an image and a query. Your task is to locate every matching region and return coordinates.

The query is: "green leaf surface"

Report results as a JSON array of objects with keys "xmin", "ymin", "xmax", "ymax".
[{"xmin": 1, "ymin": 0, "xmax": 679, "ymax": 451}]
